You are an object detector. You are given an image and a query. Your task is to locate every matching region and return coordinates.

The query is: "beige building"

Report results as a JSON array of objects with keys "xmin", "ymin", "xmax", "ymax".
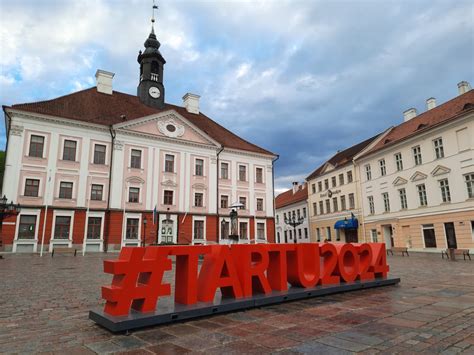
[
  {"xmin": 355, "ymin": 82, "xmax": 474, "ymax": 252},
  {"xmin": 306, "ymin": 136, "xmax": 380, "ymax": 243}
]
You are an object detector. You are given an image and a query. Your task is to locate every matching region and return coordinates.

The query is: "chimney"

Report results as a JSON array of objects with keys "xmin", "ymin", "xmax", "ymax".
[
  {"xmin": 457, "ymin": 81, "xmax": 471, "ymax": 95},
  {"xmin": 292, "ymin": 182, "xmax": 298, "ymax": 194},
  {"xmin": 182, "ymin": 93, "xmax": 200, "ymax": 114},
  {"xmin": 95, "ymin": 69, "xmax": 115, "ymax": 95},
  {"xmin": 403, "ymin": 108, "xmax": 417, "ymax": 122},
  {"xmin": 426, "ymin": 97, "xmax": 436, "ymax": 110}
]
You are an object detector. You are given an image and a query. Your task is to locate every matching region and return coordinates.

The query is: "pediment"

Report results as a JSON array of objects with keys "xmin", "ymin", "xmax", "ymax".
[
  {"xmin": 392, "ymin": 176, "xmax": 408, "ymax": 186},
  {"xmin": 431, "ymin": 165, "xmax": 451, "ymax": 177},
  {"xmin": 126, "ymin": 176, "xmax": 145, "ymax": 184},
  {"xmin": 410, "ymin": 171, "xmax": 427, "ymax": 182},
  {"xmin": 192, "ymin": 183, "xmax": 207, "ymax": 190},
  {"xmin": 321, "ymin": 163, "xmax": 335, "ymax": 174},
  {"xmin": 117, "ymin": 112, "xmax": 218, "ymax": 147},
  {"xmin": 161, "ymin": 179, "xmax": 177, "ymax": 187}
]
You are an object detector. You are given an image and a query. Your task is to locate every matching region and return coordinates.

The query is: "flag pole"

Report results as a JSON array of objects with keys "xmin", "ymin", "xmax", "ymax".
[{"xmin": 40, "ymin": 170, "xmax": 52, "ymax": 257}]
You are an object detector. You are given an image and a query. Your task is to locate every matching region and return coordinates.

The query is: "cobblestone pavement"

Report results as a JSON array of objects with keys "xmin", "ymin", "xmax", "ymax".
[{"xmin": 1, "ymin": 252, "xmax": 473, "ymax": 354}]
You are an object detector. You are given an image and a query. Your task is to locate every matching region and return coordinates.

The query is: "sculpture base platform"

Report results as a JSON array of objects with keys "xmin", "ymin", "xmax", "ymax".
[{"xmin": 90, "ymin": 277, "xmax": 400, "ymax": 332}]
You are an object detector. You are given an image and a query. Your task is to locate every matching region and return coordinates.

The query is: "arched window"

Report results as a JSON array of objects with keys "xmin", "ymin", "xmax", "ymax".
[{"xmin": 151, "ymin": 61, "xmax": 159, "ymax": 74}]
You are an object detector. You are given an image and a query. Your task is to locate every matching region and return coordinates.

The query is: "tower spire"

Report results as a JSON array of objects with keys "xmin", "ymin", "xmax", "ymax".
[{"xmin": 151, "ymin": 0, "xmax": 158, "ymax": 33}]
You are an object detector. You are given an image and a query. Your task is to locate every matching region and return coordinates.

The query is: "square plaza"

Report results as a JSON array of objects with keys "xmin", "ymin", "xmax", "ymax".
[{"xmin": 1, "ymin": 253, "xmax": 473, "ymax": 354}]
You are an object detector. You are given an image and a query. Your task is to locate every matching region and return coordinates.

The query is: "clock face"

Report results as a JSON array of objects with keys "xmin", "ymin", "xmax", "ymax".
[{"xmin": 149, "ymin": 86, "xmax": 161, "ymax": 99}]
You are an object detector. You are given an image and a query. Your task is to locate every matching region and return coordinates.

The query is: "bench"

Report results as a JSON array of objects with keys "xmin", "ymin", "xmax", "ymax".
[
  {"xmin": 51, "ymin": 247, "xmax": 77, "ymax": 257},
  {"xmin": 387, "ymin": 247, "xmax": 409, "ymax": 256},
  {"xmin": 442, "ymin": 249, "xmax": 471, "ymax": 260}
]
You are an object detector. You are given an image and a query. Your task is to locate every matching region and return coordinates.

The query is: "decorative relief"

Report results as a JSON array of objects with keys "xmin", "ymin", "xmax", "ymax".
[
  {"xmin": 114, "ymin": 140, "xmax": 124, "ymax": 151},
  {"xmin": 157, "ymin": 118, "xmax": 185, "ymax": 138},
  {"xmin": 431, "ymin": 165, "xmax": 451, "ymax": 176},
  {"xmin": 10, "ymin": 125, "xmax": 24, "ymax": 136},
  {"xmin": 161, "ymin": 179, "xmax": 177, "ymax": 187},
  {"xmin": 410, "ymin": 171, "xmax": 427, "ymax": 182},
  {"xmin": 192, "ymin": 183, "xmax": 207, "ymax": 190},
  {"xmin": 392, "ymin": 176, "xmax": 408, "ymax": 186}
]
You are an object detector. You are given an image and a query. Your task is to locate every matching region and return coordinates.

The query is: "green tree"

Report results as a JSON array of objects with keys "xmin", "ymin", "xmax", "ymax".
[{"xmin": 0, "ymin": 150, "xmax": 5, "ymax": 195}]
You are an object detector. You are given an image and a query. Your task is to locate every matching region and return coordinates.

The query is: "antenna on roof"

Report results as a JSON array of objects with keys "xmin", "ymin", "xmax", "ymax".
[{"xmin": 151, "ymin": 0, "xmax": 158, "ymax": 32}]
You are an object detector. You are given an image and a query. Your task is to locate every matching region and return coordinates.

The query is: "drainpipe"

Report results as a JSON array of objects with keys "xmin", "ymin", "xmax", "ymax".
[
  {"xmin": 216, "ymin": 146, "xmax": 224, "ymax": 243},
  {"xmin": 104, "ymin": 126, "xmax": 116, "ymax": 252},
  {"xmin": 0, "ymin": 109, "xmax": 12, "ymax": 255},
  {"xmin": 354, "ymin": 158, "xmax": 367, "ymax": 243},
  {"xmin": 272, "ymin": 155, "xmax": 280, "ymax": 243}
]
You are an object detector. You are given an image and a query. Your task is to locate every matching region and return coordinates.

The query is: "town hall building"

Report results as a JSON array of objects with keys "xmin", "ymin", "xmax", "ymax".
[{"xmin": 1, "ymin": 21, "xmax": 277, "ymax": 253}]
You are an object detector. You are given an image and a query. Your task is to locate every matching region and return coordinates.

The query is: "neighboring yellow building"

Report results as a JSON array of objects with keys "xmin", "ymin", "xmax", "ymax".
[{"xmin": 306, "ymin": 136, "xmax": 381, "ymax": 243}]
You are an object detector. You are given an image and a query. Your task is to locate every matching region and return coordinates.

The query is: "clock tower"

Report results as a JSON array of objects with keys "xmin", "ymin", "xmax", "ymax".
[{"xmin": 137, "ymin": 4, "xmax": 166, "ymax": 109}]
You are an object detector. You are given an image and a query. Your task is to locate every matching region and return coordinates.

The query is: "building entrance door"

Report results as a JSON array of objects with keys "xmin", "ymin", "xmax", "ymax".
[
  {"xmin": 345, "ymin": 229, "xmax": 358, "ymax": 243},
  {"xmin": 161, "ymin": 220, "xmax": 174, "ymax": 244},
  {"xmin": 444, "ymin": 222, "xmax": 457, "ymax": 249},
  {"xmin": 383, "ymin": 225, "xmax": 393, "ymax": 248}
]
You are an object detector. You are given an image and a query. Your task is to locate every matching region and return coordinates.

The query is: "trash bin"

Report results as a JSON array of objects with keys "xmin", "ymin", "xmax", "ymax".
[{"xmin": 448, "ymin": 248, "xmax": 456, "ymax": 261}]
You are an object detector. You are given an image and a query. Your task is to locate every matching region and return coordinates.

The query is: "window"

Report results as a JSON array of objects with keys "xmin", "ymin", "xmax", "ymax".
[
  {"xmin": 349, "ymin": 193, "xmax": 355, "ymax": 209},
  {"xmin": 316, "ymin": 228, "xmax": 321, "ymax": 242},
  {"xmin": 239, "ymin": 222, "xmax": 248, "ymax": 239},
  {"xmin": 371, "ymin": 229, "xmax": 378, "ymax": 242},
  {"xmin": 313, "ymin": 202, "xmax": 317, "ymax": 215},
  {"xmin": 303, "ymin": 208, "xmax": 306, "ymax": 218},
  {"xmin": 63, "ymin": 140, "xmax": 77, "ymax": 161},
  {"xmin": 439, "ymin": 179, "xmax": 451, "ymax": 203},
  {"xmin": 194, "ymin": 193, "xmax": 203, "ymax": 207},
  {"xmin": 365, "ymin": 164, "xmax": 372, "ymax": 180},
  {"xmin": 220, "ymin": 162, "xmax": 229, "ymax": 179},
  {"xmin": 326, "ymin": 227, "xmax": 331, "ymax": 241},
  {"xmin": 336, "ymin": 229, "xmax": 340, "ymax": 241},
  {"xmin": 87, "ymin": 217, "xmax": 102, "ymax": 239},
  {"xmin": 379, "ymin": 159, "xmax": 386, "ymax": 176},
  {"xmin": 395, "ymin": 153, "xmax": 403, "ymax": 171},
  {"xmin": 464, "ymin": 173, "xmax": 474, "ymax": 198},
  {"xmin": 239, "ymin": 165, "xmax": 247, "ymax": 181},
  {"xmin": 324, "ymin": 179, "xmax": 329, "ymax": 190},
  {"xmin": 54, "ymin": 216, "xmax": 71, "ymax": 239},
  {"xmin": 312, "ymin": 184, "xmax": 316, "ymax": 194},
  {"xmin": 422, "ymin": 224, "xmax": 437, "ymax": 248},
  {"xmin": 221, "ymin": 220, "xmax": 229, "ymax": 238},
  {"xmin": 239, "ymin": 196, "xmax": 247, "ymax": 209},
  {"xmin": 59, "ymin": 182, "xmax": 73, "ymax": 199},
  {"xmin": 257, "ymin": 223, "xmax": 265, "ymax": 240},
  {"xmin": 297, "ymin": 209, "xmax": 301, "ymax": 219},
  {"xmin": 194, "ymin": 220, "xmax": 204, "ymax": 240},
  {"xmin": 298, "ymin": 229, "xmax": 302, "ymax": 239},
  {"xmin": 129, "ymin": 187, "xmax": 140, "ymax": 203},
  {"xmin": 339, "ymin": 174, "xmax": 344, "ymax": 186},
  {"xmin": 18, "ymin": 215, "xmax": 36, "ymax": 239},
  {"xmin": 164, "ymin": 154, "xmax": 174, "ymax": 172},
  {"xmin": 284, "ymin": 230, "xmax": 288, "ymax": 242},
  {"xmin": 276, "ymin": 215, "xmax": 279, "ymax": 224},
  {"xmin": 399, "ymin": 188, "xmax": 408, "ymax": 209},
  {"xmin": 126, "ymin": 218, "xmax": 139, "ymax": 239},
  {"xmin": 284, "ymin": 212, "xmax": 287, "ymax": 220},
  {"xmin": 347, "ymin": 171, "xmax": 353, "ymax": 183},
  {"xmin": 131, "ymin": 149, "xmax": 142, "ymax": 169},
  {"xmin": 382, "ymin": 192, "xmax": 390, "ymax": 212},
  {"xmin": 93, "ymin": 144, "xmax": 106, "ymax": 165},
  {"xmin": 417, "ymin": 184, "xmax": 428, "ymax": 206},
  {"xmin": 24, "ymin": 179, "xmax": 39, "ymax": 197},
  {"xmin": 319, "ymin": 201, "xmax": 324, "ymax": 215},
  {"xmin": 325, "ymin": 199, "xmax": 331, "ymax": 214},
  {"xmin": 163, "ymin": 190, "xmax": 173, "ymax": 205},
  {"xmin": 433, "ymin": 138, "xmax": 444, "ymax": 159},
  {"xmin": 332, "ymin": 197, "xmax": 338, "ymax": 212},
  {"xmin": 220, "ymin": 195, "xmax": 229, "ymax": 209},
  {"xmin": 256, "ymin": 167, "xmax": 263, "ymax": 183},
  {"xmin": 368, "ymin": 196, "xmax": 375, "ymax": 214},
  {"xmin": 471, "ymin": 221, "xmax": 474, "ymax": 240},
  {"xmin": 413, "ymin": 146, "xmax": 422, "ymax": 166},
  {"xmin": 91, "ymin": 184, "xmax": 103, "ymax": 201},
  {"xmin": 304, "ymin": 228, "xmax": 308, "ymax": 239},
  {"xmin": 195, "ymin": 159, "xmax": 204, "ymax": 176},
  {"xmin": 331, "ymin": 176, "xmax": 337, "ymax": 187},
  {"xmin": 256, "ymin": 198, "xmax": 264, "ymax": 211},
  {"xmin": 29, "ymin": 135, "xmax": 44, "ymax": 158},
  {"xmin": 318, "ymin": 181, "xmax": 322, "ymax": 192}
]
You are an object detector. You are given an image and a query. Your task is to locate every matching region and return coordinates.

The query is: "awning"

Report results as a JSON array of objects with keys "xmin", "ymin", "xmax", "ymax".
[{"xmin": 334, "ymin": 217, "xmax": 359, "ymax": 230}]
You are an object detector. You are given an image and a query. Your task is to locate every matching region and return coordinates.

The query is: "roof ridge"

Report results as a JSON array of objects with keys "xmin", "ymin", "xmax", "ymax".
[{"xmin": 12, "ymin": 87, "xmax": 97, "ymax": 108}]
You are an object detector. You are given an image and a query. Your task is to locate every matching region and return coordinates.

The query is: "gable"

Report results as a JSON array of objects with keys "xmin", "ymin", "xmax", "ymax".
[
  {"xmin": 122, "ymin": 112, "xmax": 216, "ymax": 146},
  {"xmin": 392, "ymin": 176, "xmax": 408, "ymax": 186},
  {"xmin": 410, "ymin": 171, "xmax": 428, "ymax": 182},
  {"xmin": 431, "ymin": 165, "xmax": 451, "ymax": 176},
  {"xmin": 321, "ymin": 163, "xmax": 335, "ymax": 174}
]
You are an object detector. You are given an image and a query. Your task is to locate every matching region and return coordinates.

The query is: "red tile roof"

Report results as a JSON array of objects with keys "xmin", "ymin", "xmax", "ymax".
[
  {"xmin": 364, "ymin": 89, "xmax": 474, "ymax": 156},
  {"xmin": 306, "ymin": 134, "xmax": 380, "ymax": 181},
  {"xmin": 275, "ymin": 184, "xmax": 308, "ymax": 209},
  {"xmin": 6, "ymin": 87, "xmax": 275, "ymax": 156}
]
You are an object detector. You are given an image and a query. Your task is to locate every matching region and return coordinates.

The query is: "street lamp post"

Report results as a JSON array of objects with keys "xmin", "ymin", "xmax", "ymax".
[
  {"xmin": 284, "ymin": 214, "xmax": 304, "ymax": 244},
  {"xmin": 0, "ymin": 195, "xmax": 21, "ymax": 259},
  {"xmin": 143, "ymin": 216, "xmax": 147, "ymax": 247}
]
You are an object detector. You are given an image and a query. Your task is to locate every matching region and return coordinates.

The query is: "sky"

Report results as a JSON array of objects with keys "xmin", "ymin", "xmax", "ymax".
[{"xmin": 1, "ymin": 0, "xmax": 473, "ymax": 194}]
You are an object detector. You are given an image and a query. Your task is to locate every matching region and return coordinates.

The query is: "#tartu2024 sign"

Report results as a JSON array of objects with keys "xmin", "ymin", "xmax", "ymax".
[{"xmin": 101, "ymin": 242, "xmax": 389, "ymax": 316}]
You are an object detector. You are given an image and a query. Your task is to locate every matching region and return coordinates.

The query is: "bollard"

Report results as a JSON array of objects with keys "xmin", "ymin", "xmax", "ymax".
[{"xmin": 448, "ymin": 248, "xmax": 456, "ymax": 261}]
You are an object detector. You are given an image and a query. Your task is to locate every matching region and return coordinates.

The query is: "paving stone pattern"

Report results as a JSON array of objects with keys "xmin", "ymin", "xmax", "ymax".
[{"xmin": 0, "ymin": 252, "xmax": 473, "ymax": 354}]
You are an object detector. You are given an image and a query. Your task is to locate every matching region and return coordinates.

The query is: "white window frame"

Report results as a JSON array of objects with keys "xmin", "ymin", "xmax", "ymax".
[
  {"xmin": 194, "ymin": 157, "xmax": 205, "ymax": 177},
  {"xmin": 433, "ymin": 137, "xmax": 444, "ymax": 159},
  {"xmin": 399, "ymin": 188, "xmax": 408, "ymax": 209},
  {"xmin": 439, "ymin": 178, "xmax": 451, "ymax": 203},
  {"xmin": 238, "ymin": 164, "xmax": 248, "ymax": 182},
  {"xmin": 395, "ymin": 152, "xmax": 403, "ymax": 171},
  {"xmin": 57, "ymin": 180, "xmax": 75, "ymax": 200},
  {"xmin": 239, "ymin": 218, "xmax": 250, "ymax": 241},
  {"xmin": 255, "ymin": 219, "xmax": 267, "ymax": 242},
  {"xmin": 220, "ymin": 194, "xmax": 229, "ymax": 209},
  {"xmin": 238, "ymin": 195, "xmax": 247, "ymax": 210},
  {"xmin": 255, "ymin": 166, "xmax": 265, "ymax": 184},
  {"xmin": 26, "ymin": 132, "xmax": 47, "ymax": 159},
  {"xmin": 256, "ymin": 197, "xmax": 264, "ymax": 212},
  {"xmin": 84, "ymin": 211, "xmax": 105, "ymax": 252},
  {"xmin": 192, "ymin": 216, "xmax": 206, "ymax": 242},
  {"xmin": 365, "ymin": 164, "xmax": 372, "ymax": 181},
  {"xmin": 130, "ymin": 147, "xmax": 144, "ymax": 170},
  {"xmin": 382, "ymin": 192, "xmax": 390, "ymax": 212},
  {"xmin": 220, "ymin": 161, "xmax": 230, "ymax": 180},
  {"xmin": 13, "ymin": 209, "xmax": 41, "ymax": 252},
  {"xmin": 368, "ymin": 196, "xmax": 375, "ymax": 214},
  {"xmin": 128, "ymin": 185, "xmax": 141, "ymax": 204},
  {"xmin": 379, "ymin": 159, "xmax": 386, "ymax": 176},
  {"xmin": 92, "ymin": 142, "xmax": 108, "ymax": 165},
  {"xmin": 22, "ymin": 176, "xmax": 42, "ymax": 198},
  {"xmin": 193, "ymin": 191, "xmax": 205, "ymax": 207},
  {"xmin": 417, "ymin": 183, "xmax": 428, "ymax": 206},
  {"xmin": 464, "ymin": 173, "xmax": 474, "ymax": 199},
  {"xmin": 412, "ymin": 145, "xmax": 422, "ymax": 166},
  {"xmin": 61, "ymin": 138, "xmax": 79, "ymax": 162},
  {"xmin": 122, "ymin": 212, "xmax": 142, "ymax": 246},
  {"xmin": 50, "ymin": 210, "xmax": 75, "ymax": 249},
  {"xmin": 163, "ymin": 189, "xmax": 175, "ymax": 206},
  {"xmin": 371, "ymin": 229, "xmax": 378, "ymax": 243},
  {"xmin": 90, "ymin": 183, "xmax": 105, "ymax": 201}
]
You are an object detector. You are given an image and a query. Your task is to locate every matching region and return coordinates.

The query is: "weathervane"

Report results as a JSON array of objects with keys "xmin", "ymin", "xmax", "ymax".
[{"xmin": 151, "ymin": 0, "xmax": 158, "ymax": 28}]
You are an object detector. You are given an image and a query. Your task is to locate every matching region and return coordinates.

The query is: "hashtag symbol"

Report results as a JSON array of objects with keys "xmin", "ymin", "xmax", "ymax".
[{"xmin": 102, "ymin": 247, "xmax": 172, "ymax": 316}]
